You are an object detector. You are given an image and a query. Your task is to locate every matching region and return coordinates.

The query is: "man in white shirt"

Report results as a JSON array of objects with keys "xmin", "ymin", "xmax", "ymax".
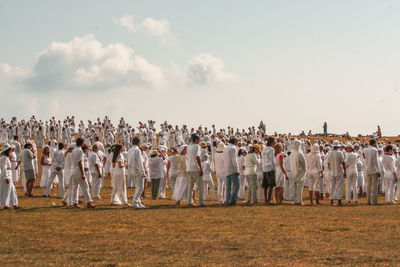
[
  {"xmin": 362, "ymin": 139, "xmax": 380, "ymax": 205},
  {"xmin": 261, "ymin": 137, "xmax": 276, "ymax": 205},
  {"xmin": 44, "ymin": 143, "xmax": 65, "ymax": 199},
  {"xmin": 327, "ymin": 140, "xmax": 347, "ymax": 206},
  {"xmin": 89, "ymin": 144, "xmax": 103, "ymax": 199},
  {"xmin": 186, "ymin": 134, "xmax": 204, "ymax": 206},
  {"xmin": 223, "ymin": 137, "xmax": 239, "ymax": 205},
  {"xmin": 70, "ymin": 138, "xmax": 96, "ymax": 209},
  {"xmin": 128, "ymin": 137, "xmax": 146, "ymax": 208}
]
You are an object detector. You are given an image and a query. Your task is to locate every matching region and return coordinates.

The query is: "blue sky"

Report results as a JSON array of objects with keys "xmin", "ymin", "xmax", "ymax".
[{"xmin": 1, "ymin": 0, "xmax": 399, "ymax": 135}]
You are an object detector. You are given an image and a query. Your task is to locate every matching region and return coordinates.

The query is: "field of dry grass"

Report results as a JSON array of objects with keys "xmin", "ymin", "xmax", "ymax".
[
  {"xmin": 1, "ymin": 179, "xmax": 400, "ymax": 266},
  {"xmin": 1, "ymin": 136, "xmax": 400, "ymax": 266}
]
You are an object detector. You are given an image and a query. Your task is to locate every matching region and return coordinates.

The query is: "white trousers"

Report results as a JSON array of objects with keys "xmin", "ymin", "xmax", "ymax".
[
  {"xmin": 1, "ymin": 180, "xmax": 18, "ymax": 207},
  {"xmin": 345, "ymin": 173, "xmax": 358, "ymax": 202},
  {"xmin": 284, "ymin": 173, "xmax": 293, "ymax": 200},
  {"xmin": 238, "ymin": 174, "xmax": 246, "ymax": 199},
  {"xmin": 132, "ymin": 174, "xmax": 144, "ymax": 207},
  {"xmin": 91, "ymin": 172, "xmax": 102, "ymax": 199},
  {"xmin": 203, "ymin": 180, "xmax": 216, "ymax": 200},
  {"xmin": 45, "ymin": 171, "xmax": 64, "ymax": 198},
  {"xmin": 330, "ymin": 175, "xmax": 344, "ymax": 200},
  {"xmin": 71, "ymin": 174, "xmax": 92, "ymax": 204},
  {"xmin": 216, "ymin": 175, "xmax": 226, "ymax": 203},
  {"xmin": 385, "ymin": 178, "xmax": 396, "ymax": 203}
]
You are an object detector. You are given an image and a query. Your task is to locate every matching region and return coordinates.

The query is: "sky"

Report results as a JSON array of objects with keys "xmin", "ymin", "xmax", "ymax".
[{"xmin": 1, "ymin": 0, "xmax": 400, "ymax": 135}]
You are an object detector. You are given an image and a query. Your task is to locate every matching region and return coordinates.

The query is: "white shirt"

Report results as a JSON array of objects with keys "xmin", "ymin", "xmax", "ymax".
[
  {"xmin": 262, "ymin": 146, "xmax": 275, "ymax": 172},
  {"xmin": 345, "ymin": 152, "xmax": 358, "ymax": 176},
  {"xmin": 186, "ymin": 143, "xmax": 201, "ymax": 172},
  {"xmin": 50, "ymin": 149, "xmax": 65, "ymax": 172},
  {"xmin": 71, "ymin": 147, "xmax": 84, "ymax": 176},
  {"xmin": 214, "ymin": 152, "xmax": 225, "ymax": 177},
  {"xmin": 89, "ymin": 151, "xmax": 102, "ymax": 174},
  {"xmin": 244, "ymin": 153, "xmax": 259, "ymax": 175},
  {"xmin": 223, "ymin": 143, "xmax": 239, "ymax": 175},
  {"xmin": 362, "ymin": 146, "xmax": 379, "ymax": 175},
  {"xmin": 127, "ymin": 145, "xmax": 144, "ymax": 176},
  {"xmin": 327, "ymin": 149, "xmax": 344, "ymax": 177},
  {"xmin": 382, "ymin": 154, "xmax": 396, "ymax": 179}
]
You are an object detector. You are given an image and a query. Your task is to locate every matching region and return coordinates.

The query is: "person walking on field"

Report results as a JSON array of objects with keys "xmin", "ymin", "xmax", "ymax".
[
  {"xmin": 345, "ymin": 144, "xmax": 358, "ymax": 204},
  {"xmin": 327, "ymin": 140, "xmax": 347, "ymax": 206},
  {"xmin": 70, "ymin": 138, "xmax": 96, "ymax": 209},
  {"xmin": 290, "ymin": 139, "xmax": 306, "ymax": 205},
  {"xmin": 362, "ymin": 139, "xmax": 380, "ymax": 205},
  {"xmin": 43, "ymin": 142, "xmax": 65, "ymax": 198},
  {"xmin": 306, "ymin": 144, "xmax": 323, "ymax": 205},
  {"xmin": 128, "ymin": 137, "xmax": 146, "ymax": 209},
  {"xmin": 262, "ymin": 137, "xmax": 276, "ymax": 205},
  {"xmin": 223, "ymin": 137, "xmax": 240, "ymax": 205},
  {"xmin": 186, "ymin": 134, "xmax": 204, "ymax": 207},
  {"xmin": 20, "ymin": 141, "xmax": 36, "ymax": 197}
]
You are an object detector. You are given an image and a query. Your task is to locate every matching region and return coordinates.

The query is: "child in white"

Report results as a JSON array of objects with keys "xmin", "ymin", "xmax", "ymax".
[{"xmin": 202, "ymin": 154, "xmax": 216, "ymax": 201}]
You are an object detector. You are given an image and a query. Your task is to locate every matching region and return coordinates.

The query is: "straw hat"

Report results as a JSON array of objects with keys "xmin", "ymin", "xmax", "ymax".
[
  {"xmin": 1, "ymin": 143, "xmax": 14, "ymax": 154},
  {"xmin": 253, "ymin": 144, "xmax": 262, "ymax": 152}
]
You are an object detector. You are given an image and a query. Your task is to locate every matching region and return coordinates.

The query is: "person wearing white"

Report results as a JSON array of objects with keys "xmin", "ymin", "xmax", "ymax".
[
  {"xmin": 290, "ymin": 140, "xmax": 306, "ymax": 205},
  {"xmin": 89, "ymin": 144, "xmax": 103, "ymax": 200},
  {"xmin": 62, "ymin": 144, "xmax": 74, "ymax": 206},
  {"xmin": 327, "ymin": 140, "xmax": 347, "ymax": 206},
  {"xmin": 70, "ymin": 138, "xmax": 95, "ymax": 208},
  {"xmin": 261, "ymin": 137, "xmax": 276, "ymax": 204},
  {"xmin": 110, "ymin": 144, "xmax": 128, "ymax": 205},
  {"xmin": 40, "ymin": 145, "xmax": 52, "ymax": 188},
  {"xmin": 214, "ymin": 142, "xmax": 226, "ymax": 204},
  {"xmin": 284, "ymin": 150, "xmax": 293, "ymax": 201},
  {"xmin": 244, "ymin": 145, "xmax": 261, "ymax": 203},
  {"xmin": 237, "ymin": 148, "xmax": 247, "ymax": 200},
  {"xmin": 168, "ymin": 148, "xmax": 179, "ymax": 193},
  {"xmin": 223, "ymin": 137, "xmax": 240, "ymax": 205},
  {"xmin": 382, "ymin": 145, "xmax": 397, "ymax": 204},
  {"xmin": 44, "ymin": 143, "xmax": 65, "ymax": 198},
  {"xmin": 0, "ymin": 144, "xmax": 20, "ymax": 210},
  {"xmin": 127, "ymin": 137, "xmax": 146, "ymax": 209},
  {"xmin": 362, "ymin": 139, "xmax": 380, "ymax": 205},
  {"xmin": 172, "ymin": 145, "xmax": 188, "ymax": 205},
  {"xmin": 345, "ymin": 144, "xmax": 358, "ymax": 204},
  {"xmin": 186, "ymin": 134, "xmax": 204, "ymax": 206},
  {"xmin": 306, "ymin": 144, "xmax": 323, "ymax": 205},
  {"xmin": 202, "ymin": 154, "xmax": 216, "ymax": 201}
]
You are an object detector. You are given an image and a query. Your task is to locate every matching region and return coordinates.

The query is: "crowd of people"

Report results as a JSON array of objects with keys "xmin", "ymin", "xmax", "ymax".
[{"xmin": 0, "ymin": 116, "xmax": 397, "ymax": 210}]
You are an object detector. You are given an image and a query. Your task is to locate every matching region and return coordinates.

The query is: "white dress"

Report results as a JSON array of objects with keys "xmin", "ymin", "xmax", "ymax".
[
  {"xmin": 111, "ymin": 154, "xmax": 128, "ymax": 205},
  {"xmin": 0, "ymin": 156, "xmax": 18, "ymax": 207},
  {"xmin": 10, "ymin": 151, "xmax": 19, "ymax": 182},
  {"xmin": 275, "ymin": 152, "xmax": 285, "ymax": 188},
  {"xmin": 40, "ymin": 156, "xmax": 52, "ymax": 188},
  {"xmin": 172, "ymin": 155, "xmax": 188, "ymax": 202}
]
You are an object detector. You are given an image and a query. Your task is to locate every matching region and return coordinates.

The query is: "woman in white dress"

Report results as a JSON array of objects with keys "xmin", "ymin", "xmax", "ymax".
[
  {"xmin": 274, "ymin": 143, "xmax": 288, "ymax": 204},
  {"xmin": 172, "ymin": 145, "xmax": 188, "ymax": 205},
  {"xmin": 10, "ymin": 149, "xmax": 19, "ymax": 183},
  {"xmin": 110, "ymin": 144, "xmax": 129, "ymax": 205},
  {"xmin": 168, "ymin": 148, "xmax": 178, "ymax": 192},
  {"xmin": 237, "ymin": 148, "xmax": 247, "ymax": 200},
  {"xmin": 0, "ymin": 144, "xmax": 20, "ymax": 210},
  {"xmin": 202, "ymin": 154, "xmax": 216, "ymax": 201},
  {"xmin": 40, "ymin": 145, "xmax": 52, "ymax": 188},
  {"xmin": 214, "ymin": 142, "xmax": 226, "ymax": 204}
]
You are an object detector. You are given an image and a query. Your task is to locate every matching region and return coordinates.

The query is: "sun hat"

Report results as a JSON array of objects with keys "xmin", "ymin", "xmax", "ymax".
[
  {"xmin": 1, "ymin": 143, "xmax": 15, "ymax": 154},
  {"xmin": 216, "ymin": 142, "xmax": 225, "ymax": 152},
  {"xmin": 149, "ymin": 150, "xmax": 158, "ymax": 157},
  {"xmin": 178, "ymin": 145, "xmax": 188, "ymax": 155},
  {"xmin": 332, "ymin": 140, "xmax": 340, "ymax": 147},
  {"xmin": 253, "ymin": 144, "xmax": 262, "ymax": 152}
]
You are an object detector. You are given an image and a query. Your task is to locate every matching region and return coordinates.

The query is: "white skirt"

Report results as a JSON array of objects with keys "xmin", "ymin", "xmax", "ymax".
[
  {"xmin": 172, "ymin": 176, "xmax": 188, "ymax": 201},
  {"xmin": 40, "ymin": 165, "xmax": 51, "ymax": 188}
]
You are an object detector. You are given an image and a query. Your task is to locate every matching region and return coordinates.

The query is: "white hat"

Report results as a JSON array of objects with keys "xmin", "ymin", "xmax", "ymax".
[
  {"xmin": 178, "ymin": 145, "xmax": 188, "ymax": 155},
  {"xmin": 1, "ymin": 143, "xmax": 15, "ymax": 154},
  {"xmin": 216, "ymin": 142, "xmax": 225, "ymax": 152},
  {"xmin": 332, "ymin": 140, "xmax": 340, "ymax": 147}
]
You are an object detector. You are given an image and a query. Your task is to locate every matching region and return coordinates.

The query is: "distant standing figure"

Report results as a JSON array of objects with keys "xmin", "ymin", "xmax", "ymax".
[{"xmin": 323, "ymin": 122, "xmax": 328, "ymax": 137}]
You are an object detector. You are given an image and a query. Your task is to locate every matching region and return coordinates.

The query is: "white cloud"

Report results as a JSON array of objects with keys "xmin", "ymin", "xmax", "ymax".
[
  {"xmin": 27, "ymin": 34, "xmax": 170, "ymax": 90},
  {"xmin": 113, "ymin": 15, "xmax": 137, "ymax": 32},
  {"xmin": 187, "ymin": 53, "xmax": 237, "ymax": 85},
  {"xmin": 141, "ymin": 17, "xmax": 170, "ymax": 36},
  {"xmin": 0, "ymin": 63, "xmax": 25, "ymax": 90},
  {"xmin": 114, "ymin": 15, "xmax": 174, "ymax": 43}
]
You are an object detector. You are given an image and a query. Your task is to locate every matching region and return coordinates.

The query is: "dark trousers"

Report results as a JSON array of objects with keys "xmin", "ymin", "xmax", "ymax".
[{"xmin": 151, "ymin": 179, "xmax": 160, "ymax": 199}]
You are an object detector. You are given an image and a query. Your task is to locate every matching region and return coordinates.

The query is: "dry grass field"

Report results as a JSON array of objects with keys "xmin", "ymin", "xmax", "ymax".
[{"xmin": 1, "ymin": 136, "xmax": 400, "ymax": 266}]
